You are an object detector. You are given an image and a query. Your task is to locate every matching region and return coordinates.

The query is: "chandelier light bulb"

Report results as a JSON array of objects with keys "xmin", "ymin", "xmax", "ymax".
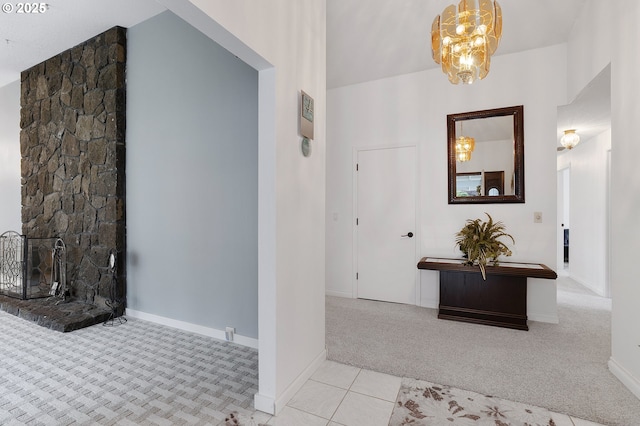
[{"xmin": 457, "ymin": 150, "xmax": 472, "ymax": 162}]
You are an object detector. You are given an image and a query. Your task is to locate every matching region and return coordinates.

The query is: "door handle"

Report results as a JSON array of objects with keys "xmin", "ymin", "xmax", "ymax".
[{"xmin": 401, "ymin": 232, "xmax": 414, "ymax": 238}]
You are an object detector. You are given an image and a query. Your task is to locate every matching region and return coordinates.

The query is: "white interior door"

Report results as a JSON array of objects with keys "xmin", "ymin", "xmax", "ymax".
[{"xmin": 356, "ymin": 146, "xmax": 416, "ymax": 304}]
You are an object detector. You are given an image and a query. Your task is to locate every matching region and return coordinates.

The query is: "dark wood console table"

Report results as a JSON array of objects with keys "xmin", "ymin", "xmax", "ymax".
[{"xmin": 417, "ymin": 257, "xmax": 557, "ymax": 331}]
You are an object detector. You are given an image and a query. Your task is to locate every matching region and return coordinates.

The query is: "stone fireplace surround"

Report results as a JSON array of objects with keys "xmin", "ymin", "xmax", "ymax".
[{"xmin": 0, "ymin": 27, "xmax": 127, "ymax": 331}]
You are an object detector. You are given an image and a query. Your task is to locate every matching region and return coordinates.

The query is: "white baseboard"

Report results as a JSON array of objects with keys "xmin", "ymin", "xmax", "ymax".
[
  {"xmin": 125, "ymin": 309, "xmax": 259, "ymax": 349},
  {"xmin": 419, "ymin": 298, "xmax": 438, "ymax": 309},
  {"xmin": 271, "ymin": 348, "xmax": 326, "ymax": 415},
  {"xmin": 528, "ymin": 312, "xmax": 559, "ymax": 324},
  {"xmin": 326, "ymin": 289, "xmax": 353, "ymax": 298},
  {"xmin": 569, "ymin": 275, "xmax": 606, "ymax": 297},
  {"xmin": 609, "ymin": 357, "xmax": 640, "ymax": 400},
  {"xmin": 253, "ymin": 393, "xmax": 274, "ymax": 414},
  {"xmin": 253, "ymin": 348, "xmax": 326, "ymax": 415}
]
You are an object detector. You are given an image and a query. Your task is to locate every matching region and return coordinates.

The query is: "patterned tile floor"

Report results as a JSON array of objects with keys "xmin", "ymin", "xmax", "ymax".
[
  {"xmin": 0, "ymin": 310, "xmax": 266, "ymax": 425},
  {"xmin": 0, "ymin": 310, "xmax": 608, "ymax": 426}
]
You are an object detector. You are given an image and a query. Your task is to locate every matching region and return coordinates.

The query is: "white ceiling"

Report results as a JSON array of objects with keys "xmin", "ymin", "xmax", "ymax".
[
  {"xmin": 557, "ymin": 64, "xmax": 611, "ymax": 151},
  {"xmin": 463, "ymin": 115, "xmax": 513, "ymax": 143},
  {"xmin": 1, "ymin": 0, "xmax": 607, "ymax": 148},
  {"xmin": 1, "ymin": 0, "xmax": 588, "ymax": 90},
  {"xmin": 0, "ymin": 0, "xmax": 165, "ymax": 88},
  {"xmin": 327, "ymin": 0, "xmax": 588, "ymax": 89}
]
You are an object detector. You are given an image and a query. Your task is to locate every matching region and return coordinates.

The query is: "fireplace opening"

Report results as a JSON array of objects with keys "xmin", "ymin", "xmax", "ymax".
[{"xmin": 0, "ymin": 230, "xmax": 118, "ymax": 331}]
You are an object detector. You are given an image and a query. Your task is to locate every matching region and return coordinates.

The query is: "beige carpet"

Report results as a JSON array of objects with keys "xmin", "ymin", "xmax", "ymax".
[{"xmin": 326, "ymin": 276, "xmax": 640, "ymax": 425}]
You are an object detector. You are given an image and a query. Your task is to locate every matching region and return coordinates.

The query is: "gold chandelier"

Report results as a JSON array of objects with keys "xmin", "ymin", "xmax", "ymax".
[
  {"xmin": 455, "ymin": 120, "xmax": 475, "ymax": 162},
  {"xmin": 431, "ymin": 0, "xmax": 503, "ymax": 85},
  {"xmin": 455, "ymin": 135, "xmax": 475, "ymax": 162}
]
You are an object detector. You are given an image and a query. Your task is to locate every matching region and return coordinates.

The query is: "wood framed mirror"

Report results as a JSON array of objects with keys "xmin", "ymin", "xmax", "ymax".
[{"xmin": 448, "ymin": 105, "xmax": 524, "ymax": 204}]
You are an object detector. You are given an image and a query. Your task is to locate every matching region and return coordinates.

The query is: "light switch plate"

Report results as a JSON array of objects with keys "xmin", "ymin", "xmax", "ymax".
[{"xmin": 534, "ymin": 212, "xmax": 542, "ymax": 223}]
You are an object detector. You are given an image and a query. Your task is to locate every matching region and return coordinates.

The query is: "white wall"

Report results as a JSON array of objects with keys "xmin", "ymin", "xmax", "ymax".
[
  {"xmin": 557, "ymin": 130, "xmax": 611, "ymax": 296},
  {"xmin": 564, "ymin": 0, "xmax": 640, "ymax": 401},
  {"xmin": 0, "ymin": 81, "xmax": 21, "ymax": 232},
  {"xmin": 610, "ymin": 0, "xmax": 640, "ymax": 401},
  {"xmin": 327, "ymin": 44, "xmax": 567, "ymax": 323},
  {"xmin": 566, "ymin": 1, "xmax": 613, "ymax": 102},
  {"xmin": 126, "ymin": 12, "xmax": 259, "ymax": 337},
  {"xmin": 163, "ymin": 0, "xmax": 327, "ymax": 414}
]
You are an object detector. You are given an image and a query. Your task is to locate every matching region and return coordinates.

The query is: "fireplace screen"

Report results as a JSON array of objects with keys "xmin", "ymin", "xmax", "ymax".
[{"xmin": 0, "ymin": 231, "xmax": 65, "ymax": 300}]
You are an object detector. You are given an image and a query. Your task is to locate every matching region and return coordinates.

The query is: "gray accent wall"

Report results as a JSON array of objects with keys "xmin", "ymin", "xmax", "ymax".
[
  {"xmin": 0, "ymin": 81, "xmax": 21, "ymax": 232},
  {"xmin": 126, "ymin": 11, "xmax": 258, "ymax": 337}
]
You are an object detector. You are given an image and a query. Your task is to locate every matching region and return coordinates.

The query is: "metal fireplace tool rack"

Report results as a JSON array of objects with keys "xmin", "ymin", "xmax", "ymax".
[{"xmin": 1, "ymin": 231, "xmax": 126, "ymax": 326}]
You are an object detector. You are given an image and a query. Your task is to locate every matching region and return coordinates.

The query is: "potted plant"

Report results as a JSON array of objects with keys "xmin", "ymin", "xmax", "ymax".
[{"xmin": 455, "ymin": 213, "xmax": 515, "ymax": 279}]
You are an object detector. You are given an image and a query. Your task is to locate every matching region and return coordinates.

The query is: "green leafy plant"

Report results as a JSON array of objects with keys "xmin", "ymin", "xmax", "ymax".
[{"xmin": 455, "ymin": 213, "xmax": 515, "ymax": 279}]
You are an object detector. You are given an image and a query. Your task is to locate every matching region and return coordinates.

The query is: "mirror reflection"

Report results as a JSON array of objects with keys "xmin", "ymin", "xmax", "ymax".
[
  {"xmin": 455, "ymin": 115, "xmax": 514, "ymax": 196},
  {"xmin": 448, "ymin": 105, "xmax": 524, "ymax": 204}
]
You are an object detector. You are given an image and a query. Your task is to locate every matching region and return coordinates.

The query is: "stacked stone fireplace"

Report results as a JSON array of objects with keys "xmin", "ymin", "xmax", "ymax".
[{"xmin": 3, "ymin": 27, "xmax": 127, "ymax": 329}]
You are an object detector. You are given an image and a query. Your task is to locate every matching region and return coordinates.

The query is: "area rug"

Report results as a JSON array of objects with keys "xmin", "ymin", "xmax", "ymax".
[
  {"xmin": 390, "ymin": 378, "xmax": 557, "ymax": 426},
  {"xmin": 222, "ymin": 411, "xmax": 268, "ymax": 426}
]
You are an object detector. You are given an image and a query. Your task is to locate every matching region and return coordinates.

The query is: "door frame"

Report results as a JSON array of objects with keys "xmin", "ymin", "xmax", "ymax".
[
  {"xmin": 605, "ymin": 149, "xmax": 611, "ymax": 298},
  {"xmin": 352, "ymin": 144, "xmax": 421, "ymax": 305},
  {"xmin": 557, "ymin": 165, "xmax": 571, "ymax": 273}
]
